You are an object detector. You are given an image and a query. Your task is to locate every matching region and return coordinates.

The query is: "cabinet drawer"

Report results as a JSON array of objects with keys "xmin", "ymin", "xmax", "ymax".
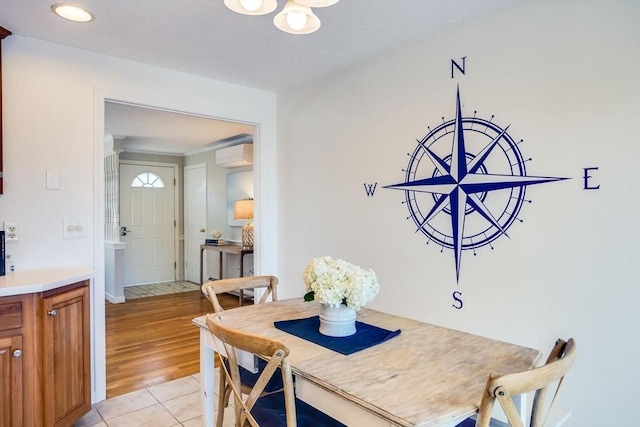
[{"xmin": 0, "ymin": 300, "xmax": 22, "ymax": 331}]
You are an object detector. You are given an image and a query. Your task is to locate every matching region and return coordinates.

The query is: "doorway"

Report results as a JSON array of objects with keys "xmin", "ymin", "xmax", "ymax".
[{"xmin": 94, "ymin": 100, "xmax": 258, "ymax": 400}]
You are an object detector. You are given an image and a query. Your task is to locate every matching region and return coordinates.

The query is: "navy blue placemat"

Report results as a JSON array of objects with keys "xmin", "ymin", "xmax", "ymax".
[{"xmin": 274, "ymin": 316, "xmax": 401, "ymax": 355}]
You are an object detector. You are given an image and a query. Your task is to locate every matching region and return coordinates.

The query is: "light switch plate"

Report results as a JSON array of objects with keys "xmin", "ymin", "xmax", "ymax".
[
  {"xmin": 46, "ymin": 171, "xmax": 60, "ymax": 190},
  {"xmin": 63, "ymin": 219, "xmax": 87, "ymax": 239}
]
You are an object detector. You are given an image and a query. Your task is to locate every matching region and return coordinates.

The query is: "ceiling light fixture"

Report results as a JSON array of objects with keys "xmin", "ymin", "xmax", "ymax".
[
  {"xmin": 225, "ymin": 0, "xmax": 339, "ymax": 35},
  {"xmin": 223, "ymin": 0, "xmax": 278, "ymax": 16},
  {"xmin": 51, "ymin": 3, "xmax": 95, "ymax": 23}
]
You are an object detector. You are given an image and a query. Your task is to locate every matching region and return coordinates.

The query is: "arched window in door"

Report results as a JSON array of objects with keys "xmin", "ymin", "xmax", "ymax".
[{"xmin": 131, "ymin": 172, "xmax": 165, "ymax": 188}]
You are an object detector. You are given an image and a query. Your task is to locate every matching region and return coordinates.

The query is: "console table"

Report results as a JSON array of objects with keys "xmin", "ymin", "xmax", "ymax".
[{"xmin": 199, "ymin": 244, "xmax": 253, "ymax": 302}]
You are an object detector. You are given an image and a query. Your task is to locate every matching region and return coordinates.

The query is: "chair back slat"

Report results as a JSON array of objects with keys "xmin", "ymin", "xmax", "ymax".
[
  {"xmin": 495, "ymin": 387, "xmax": 525, "ymax": 427},
  {"xmin": 201, "ymin": 275, "xmax": 279, "ymax": 313},
  {"xmin": 475, "ymin": 338, "xmax": 576, "ymax": 427},
  {"xmin": 207, "ymin": 313, "xmax": 290, "ymax": 360},
  {"xmin": 206, "ymin": 313, "xmax": 297, "ymax": 427},
  {"xmin": 530, "ymin": 339, "xmax": 575, "ymax": 427}
]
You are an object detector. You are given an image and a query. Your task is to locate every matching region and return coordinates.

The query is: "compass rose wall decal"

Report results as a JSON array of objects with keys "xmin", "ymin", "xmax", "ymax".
[{"xmin": 384, "ymin": 85, "xmax": 568, "ymax": 284}]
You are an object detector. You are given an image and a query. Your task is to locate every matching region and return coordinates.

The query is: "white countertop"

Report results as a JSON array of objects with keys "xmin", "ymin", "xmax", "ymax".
[{"xmin": 0, "ymin": 266, "xmax": 95, "ymax": 297}]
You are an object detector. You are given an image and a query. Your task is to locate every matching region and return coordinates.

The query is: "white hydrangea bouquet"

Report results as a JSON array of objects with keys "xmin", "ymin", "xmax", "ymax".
[{"xmin": 303, "ymin": 256, "xmax": 380, "ymax": 311}]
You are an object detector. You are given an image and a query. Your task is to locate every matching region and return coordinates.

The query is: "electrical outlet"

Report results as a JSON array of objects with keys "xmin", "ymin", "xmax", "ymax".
[
  {"xmin": 5, "ymin": 254, "xmax": 15, "ymax": 273},
  {"xmin": 4, "ymin": 222, "xmax": 19, "ymax": 242}
]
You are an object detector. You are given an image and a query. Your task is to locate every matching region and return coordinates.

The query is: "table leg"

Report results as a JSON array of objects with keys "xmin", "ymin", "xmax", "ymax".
[
  {"xmin": 514, "ymin": 394, "xmax": 526, "ymax": 425},
  {"xmin": 238, "ymin": 253, "xmax": 245, "ymax": 306},
  {"xmin": 200, "ymin": 328, "xmax": 216, "ymax": 427},
  {"xmin": 198, "ymin": 323, "xmax": 254, "ymax": 427},
  {"xmin": 199, "ymin": 247, "xmax": 204, "ymax": 286}
]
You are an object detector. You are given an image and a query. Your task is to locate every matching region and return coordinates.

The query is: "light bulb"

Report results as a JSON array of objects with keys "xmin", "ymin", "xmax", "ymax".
[
  {"xmin": 239, "ymin": 0, "xmax": 262, "ymax": 12},
  {"xmin": 286, "ymin": 11, "xmax": 308, "ymax": 31},
  {"xmin": 273, "ymin": 0, "xmax": 320, "ymax": 34}
]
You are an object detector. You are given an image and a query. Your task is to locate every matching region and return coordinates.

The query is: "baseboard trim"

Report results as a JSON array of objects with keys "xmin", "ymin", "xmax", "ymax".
[{"xmin": 105, "ymin": 292, "xmax": 126, "ymax": 304}]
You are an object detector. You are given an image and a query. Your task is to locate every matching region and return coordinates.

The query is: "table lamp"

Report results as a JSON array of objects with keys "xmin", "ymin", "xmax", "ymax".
[{"xmin": 234, "ymin": 198, "xmax": 254, "ymax": 248}]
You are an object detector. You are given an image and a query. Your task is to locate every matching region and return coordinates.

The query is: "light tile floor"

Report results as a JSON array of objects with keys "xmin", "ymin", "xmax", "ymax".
[
  {"xmin": 75, "ymin": 371, "xmax": 237, "ymax": 427},
  {"xmin": 88, "ymin": 283, "xmax": 227, "ymax": 426},
  {"xmin": 124, "ymin": 281, "xmax": 201, "ymax": 300}
]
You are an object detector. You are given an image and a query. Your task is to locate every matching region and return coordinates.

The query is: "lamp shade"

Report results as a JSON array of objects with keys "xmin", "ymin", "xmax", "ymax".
[
  {"xmin": 274, "ymin": 0, "xmax": 321, "ymax": 34},
  {"xmin": 233, "ymin": 199, "xmax": 254, "ymax": 220},
  {"xmin": 224, "ymin": 0, "xmax": 277, "ymax": 16}
]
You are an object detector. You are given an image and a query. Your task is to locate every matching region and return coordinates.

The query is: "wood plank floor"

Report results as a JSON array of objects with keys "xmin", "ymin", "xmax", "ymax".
[{"xmin": 105, "ymin": 290, "xmax": 243, "ymax": 398}]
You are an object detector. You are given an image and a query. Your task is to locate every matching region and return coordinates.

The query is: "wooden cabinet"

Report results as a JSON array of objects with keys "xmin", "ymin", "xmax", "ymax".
[
  {"xmin": 42, "ymin": 283, "xmax": 91, "ymax": 427},
  {"xmin": 0, "ymin": 335, "xmax": 23, "ymax": 427},
  {"xmin": 0, "ymin": 281, "xmax": 90, "ymax": 427},
  {"xmin": 0, "ymin": 296, "xmax": 25, "ymax": 427}
]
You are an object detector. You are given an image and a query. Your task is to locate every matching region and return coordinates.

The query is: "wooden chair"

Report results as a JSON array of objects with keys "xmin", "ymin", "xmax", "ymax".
[
  {"xmin": 206, "ymin": 313, "xmax": 345, "ymax": 427},
  {"xmin": 201, "ymin": 276, "xmax": 281, "ymax": 427},
  {"xmin": 201, "ymin": 275, "xmax": 279, "ymax": 313},
  {"xmin": 457, "ymin": 338, "xmax": 577, "ymax": 427}
]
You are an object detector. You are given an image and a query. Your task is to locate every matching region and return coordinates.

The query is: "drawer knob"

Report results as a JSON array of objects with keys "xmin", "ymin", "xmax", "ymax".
[
  {"xmin": 12, "ymin": 349, "xmax": 22, "ymax": 358},
  {"xmin": 48, "ymin": 309, "xmax": 58, "ymax": 317}
]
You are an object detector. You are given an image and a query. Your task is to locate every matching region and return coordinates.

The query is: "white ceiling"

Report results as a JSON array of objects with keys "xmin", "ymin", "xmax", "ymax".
[
  {"xmin": 104, "ymin": 101, "xmax": 255, "ymax": 155},
  {"xmin": 0, "ymin": 0, "xmax": 521, "ymax": 155}
]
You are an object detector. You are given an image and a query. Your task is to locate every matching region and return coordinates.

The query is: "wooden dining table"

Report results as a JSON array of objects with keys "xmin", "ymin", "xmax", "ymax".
[{"xmin": 192, "ymin": 298, "xmax": 541, "ymax": 427}]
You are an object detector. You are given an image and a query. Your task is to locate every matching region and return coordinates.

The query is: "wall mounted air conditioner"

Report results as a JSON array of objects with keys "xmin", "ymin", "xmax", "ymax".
[{"xmin": 215, "ymin": 144, "xmax": 253, "ymax": 168}]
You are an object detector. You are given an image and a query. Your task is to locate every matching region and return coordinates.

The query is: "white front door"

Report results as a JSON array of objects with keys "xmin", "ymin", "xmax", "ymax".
[
  {"xmin": 184, "ymin": 164, "xmax": 207, "ymax": 283},
  {"xmin": 120, "ymin": 163, "xmax": 176, "ymax": 286}
]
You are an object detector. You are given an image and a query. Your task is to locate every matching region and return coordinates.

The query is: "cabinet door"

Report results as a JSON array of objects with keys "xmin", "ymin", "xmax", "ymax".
[
  {"xmin": 0, "ymin": 335, "xmax": 23, "ymax": 427},
  {"xmin": 42, "ymin": 285, "xmax": 91, "ymax": 427}
]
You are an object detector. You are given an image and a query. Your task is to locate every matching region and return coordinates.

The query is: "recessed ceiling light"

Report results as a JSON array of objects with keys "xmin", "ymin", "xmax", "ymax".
[{"xmin": 51, "ymin": 3, "xmax": 95, "ymax": 23}]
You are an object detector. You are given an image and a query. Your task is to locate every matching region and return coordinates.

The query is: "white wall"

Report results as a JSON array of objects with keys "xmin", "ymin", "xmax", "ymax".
[
  {"xmin": 0, "ymin": 35, "xmax": 277, "ymax": 401},
  {"xmin": 1, "ymin": 36, "xmax": 275, "ymax": 270},
  {"xmin": 277, "ymin": 1, "xmax": 639, "ymax": 425}
]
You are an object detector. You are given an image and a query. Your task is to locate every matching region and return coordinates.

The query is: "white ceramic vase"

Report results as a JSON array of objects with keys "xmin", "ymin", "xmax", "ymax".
[{"xmin": 319, "ymin": 303, "xmax": 356, "ymax": 337}]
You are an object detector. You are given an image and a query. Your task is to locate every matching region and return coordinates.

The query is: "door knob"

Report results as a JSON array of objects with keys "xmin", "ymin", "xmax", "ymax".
[{"xmin": 120, "ymin": 226, "xmax": 130, "ymax": 236}]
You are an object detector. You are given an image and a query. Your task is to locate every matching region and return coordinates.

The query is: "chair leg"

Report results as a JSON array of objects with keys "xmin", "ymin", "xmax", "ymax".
[
  {"xmin": 476, "ymin": 374, "xmax": 497, "ymax": 427},
  {"xmin": 224, "ymin": 383, "xmax": 233, "ymax": 406},
  {"xmin": 216, "ymin": 365, "xmax": 228, "ymax": 427}
]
